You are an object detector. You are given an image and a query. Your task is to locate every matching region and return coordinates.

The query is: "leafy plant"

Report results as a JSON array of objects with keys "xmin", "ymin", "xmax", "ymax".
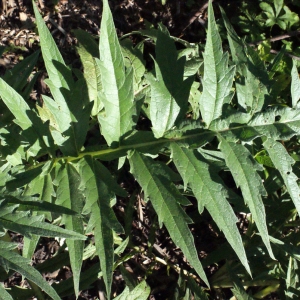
[
  {"xmin": 259, "ymin": 0, "xmax": 299, "ymax": 30},
  {"xmin": 0, "ymin": 0, "xmax": 300, "ymax": 299}
]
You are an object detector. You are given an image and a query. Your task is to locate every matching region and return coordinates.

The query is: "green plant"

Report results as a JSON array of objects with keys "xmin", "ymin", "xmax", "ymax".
[
  {"xmin": 1, "ymin": 0, "xmax": 300, "ymax": 299},
  {"xmin": 259, "ymin": 0, "xmax": 299, "ymax": 30}
]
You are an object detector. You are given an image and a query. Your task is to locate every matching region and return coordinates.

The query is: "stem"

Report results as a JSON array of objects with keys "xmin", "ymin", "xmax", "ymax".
[{"xmin": 248, "ymin": 30, "xmax": 300, "ymax": 46}]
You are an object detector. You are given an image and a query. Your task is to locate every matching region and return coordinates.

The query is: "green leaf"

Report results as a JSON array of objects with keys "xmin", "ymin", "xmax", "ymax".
[
  {"xmin": 199, "ymin": 0, "xmax": 235, "ymax": 126},
  {"xmin": 218, "ymin": 136, "xmax": 275, "ymax": 259},
  {"xmin": 147, "ymin": 24, "xmax": 193, "ymax": 138},
  {"xmin": 274, "ymin": 0, "xmax": 283, "ymax": 17},
  {"xmin": 0, "ymin": 205, "xmax": 86, "ymax": 240},
  {"xmin": 121, "ymin": 39, "xmax": 146, "ymax": 92},
  {"xmin": 260, "ymin": 2, "xmax": 275, "ymax": 16},
  {"xmin": 5, "ymin": 197, "xmax": 77, "ymax": 216},
  {"xmin": 0, "ymin": 241, "xmax": 61, "ymax": 300},
  {"xmin": 220, "ymin": 6, "xmax": 247, "ymax": 72},
  {"xmin": 113, "ymin": 281, "xmax": 150, "ymax": 300},
  {"xmin": 245, "ymin": 47, "xmax": 271, "ymax": 114},
  {"xmin": 171, "ymin": 143, "xmax": 251, "ymax": 275},
  {"xmin": 263, "ymin": 138, "xmax": 300, "ymax": 215},
  {"xmin": 33, "ymin": 1, "xmax": 92, "ymax": 156},
  {"xmin": 128, "ymin": 151, "xmax": 209, "ymax": 286},
  {"xmin": 78, "ymin": 156, "xmax": 123, "ymax": 298},
  {"xmin": 291, "ymin": 60, "xmax": 300, "ymax": 107},
  {"xmin": 2, "ymin": 50, "xmax": 40, "ymax": 93},
  {"xmin": 285, "ymin": 257, "xmax": 300, "ymax": 299},
  {"xmin": 98, "ymin": 0, "xmax": 136, "ymax": 145},
  {"xmin": 227, "ymin": 262, "xmax": 255, "ymax": 300},
  {"xmin": 74, "ymin": 29, "xmax": 103, "ymax": 116},
  {"xmin": 55, "ymin": 163, "xmax": 85, "ymax": 297},
  {"xmin": 0, "ymin": 78, "xmax": 35, "ymax": 131},
  {"xmin": 210, "ymin": 106, "xmax": 300, "ymax": 143},
  {"xmin": 0, "ymin": 282, "xmax": 13, "ymax": 300},
  {"xmin": 32, "ymin": 0, "xmax": 73, "ymax": 90},
  {"xmin": 269, "ymin": 235, "xmax": 300, "ymax": 261},
  {"xmin": 40, "ymin": 83, "xmax": 92, "ymax": 156}
]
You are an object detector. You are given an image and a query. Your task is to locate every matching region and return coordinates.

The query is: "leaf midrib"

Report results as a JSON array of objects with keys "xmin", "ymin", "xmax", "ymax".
[{"xmin": 25, "ymin": 115, "xmax": 299, "ymax": 171}]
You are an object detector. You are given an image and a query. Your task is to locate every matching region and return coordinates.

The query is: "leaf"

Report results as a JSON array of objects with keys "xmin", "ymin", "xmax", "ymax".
[
  {"xmin": 220, "ymin": 6, "xmax": 247, "ymax": 72},
  {"xmin": 218, "ymin": 136, "xmax": 275, "ymax": 259},
  {"xmin": 33, "ymin": 1, "xmax": 92, "ymax": 156},
  {"xmin": 291, "ymin": 60, "xmax": 300, "ymax": 107},
  {"xmin": 199, "ymin": 0, "xmax": 235, "ymax": 126},
  {"xmin": 98, "ymin": 0, "xmax": 136, "ymax": 145},
  {"xmin": 128, "ymin": 151, "xmax": 209, "ymax": 286},
  {"xmin": 274, "ymin": 0, "xmax": 283, "ymax": 17},
  {"xmin": 55, "ymin": 163, "xmax": 85, "ymax": 297},
  {"xmin": 210, "ymin": 106, "xmax": 300, "ymax": 143},
  {"xmin": 78, "ymin": 156, "xmax": 123, "ymax": 298},
  {"xmin": 263, "ymin": 138, "xmax": 300, "ymax": 215},
  {"xmin": 0, "ymin": 205, "xmax": 86, "ymax": 240},
  {"xmin": 0, "ymin": 241, "xmax": 61, "ymax": 300},
  {"xmin": 113, "ymin": 281, "xmax": 150, "ymax": 300},
  {"xmin": 245, "ymin": 47, "xmax": 271, "ymax": 114},
  {"xmin": 269, "ymin": 235, "xmax": 300, "ymax": 261},
  {"xmin": 41, "ymin": 83, "xmax": 92, "ymax": 156},
  {"xmin": 227, "ymin": 262, "xmax": 255, "ymax": 300},
  {"xmin": 285, "ymin": 257, "xmax": 300, "ymax": 299},
  {"xmin": 0, "ymin": 282, "xmax": 13, "ymax": 300},
  {"xmin": 0, "ymin": 78, "xmax": 35, "ymax": 130},
  {"xmin": 2, "ymin": 50, "xmax": 40, "ymax": 93},
  {"xmin": 32, "ymin": 0, "xmax": 73, "ymax": 90},
  {"xmin": 121, "ymin": 39, "xmax": 146, "ymax": 91},
  {"xmin": 74, "ymin": 29, "xmax": 103, "ymax": 116},
  {"xmin": 146, "ymin": 24, "xmax": 194, "ymax": 138},
  {"xmin": 171, "ymin": 143, "xmax": 251, "ymax": 275},
  {"xmin": 5, "ymin": 197, "xmax": 77, "ymax": 216}
]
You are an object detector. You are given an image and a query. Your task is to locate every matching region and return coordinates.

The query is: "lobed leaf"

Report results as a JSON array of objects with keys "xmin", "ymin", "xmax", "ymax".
[
  {"xmin": 128, "ymin": 150, "xmax": 209, "ymax": 286},
  {"xmin": 218, "ymin": 135, "xmax": 274, "ymax": 259},
  {"xmin": 55, "ymin": 163, "xmax": 85, "ymax": 297},
  {"xmin": 0, "ymin": 241, "xmax": 61, "ymax": 300},
  {"xmin": 113, "ymin": 281, "xmax": 150, "ymax": 300},
  {"xmin": 171, "ymin": 143, "xmax": 251, "ymax": 275},
  {"xmin": 0, "ymin": 205, "xmax": 86, "ymax": 240},
  {"xmin": 199, "ymin": 0, "xmax": 235, "ymax": 126},
  {"xmin": 210, "ymin": 106, "xmax": 300, "ymax": 143},
  {"xmin": 0, "ymin": 283, "xmax": 13, "ymax": 300},
  {"xmin": 32, "ymin": 0, "xmax": 73, "ymax": 90},
  {"xmin": 291, "ymin": 60, "xmax": 300, "ymax": 107},
  {"xmin": 78, "ymin": 156, "xmax": 123, "ymax": 298},
  {"xmin": 2, "ymin": 50, "xmax": 40, "ymax": 94},
  {"xmin": 147, "ymin": 24, "xmax": 193, "ymax": 138},
  {"xmin": 263, "ymin": 138, "xmax": 300, "ymax": 215},
  {"xmin": 98, "ymin": 0, "xmax": 137, "ymax": 145},
  {"xmin": 33, "ymin": 1, "xmax": 92, "ymax": 156},
  {"xmin": 75, "ymin": 29, "xmax": 103, "ymax": 116}
]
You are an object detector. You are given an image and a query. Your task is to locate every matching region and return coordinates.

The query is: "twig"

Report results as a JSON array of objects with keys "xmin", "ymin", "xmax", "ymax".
[
  {"xmin": 270, "ymin": 49, "xmax": 300, "ymax": 61},
  {"xmin": 248, "ymin": 30, "xmax": 300, "ymax": 46},
  {"xmin": 180, "ymin": 0, "xmax": 214, "ymax": 35},
  {"xmin": 247, "ymin": 30, "xmax": 300, "ymax": 61},
  {"xmin": 154, "ymin": 256, "xmax": 201, "ymax": 283}
]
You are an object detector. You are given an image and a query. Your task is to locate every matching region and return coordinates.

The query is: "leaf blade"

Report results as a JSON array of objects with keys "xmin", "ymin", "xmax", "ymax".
[
  {"xmin": 128, "ymin": 151, "xmax": 209, "ymax": 286},
  {"xmin": 79, "ymin": 156, "xmax": 123, "ymax": 298},
  {"xmin": 218, "ymin": 136, "xmax": 275, "ymax": 259},
  {"xmin": 171, "ymin": 143, "xmax": 251, "ymax": 275},
  {"xmin": 199, "ymin": 0, "xmax": 235, "ymax": 126},
  {"xmin": 263, "ymin": 138, "xmax": 300, "ymax": 215},
  {"xmin": 98, "ymin": 0, "xmax": 136, "ymax": 145}
]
